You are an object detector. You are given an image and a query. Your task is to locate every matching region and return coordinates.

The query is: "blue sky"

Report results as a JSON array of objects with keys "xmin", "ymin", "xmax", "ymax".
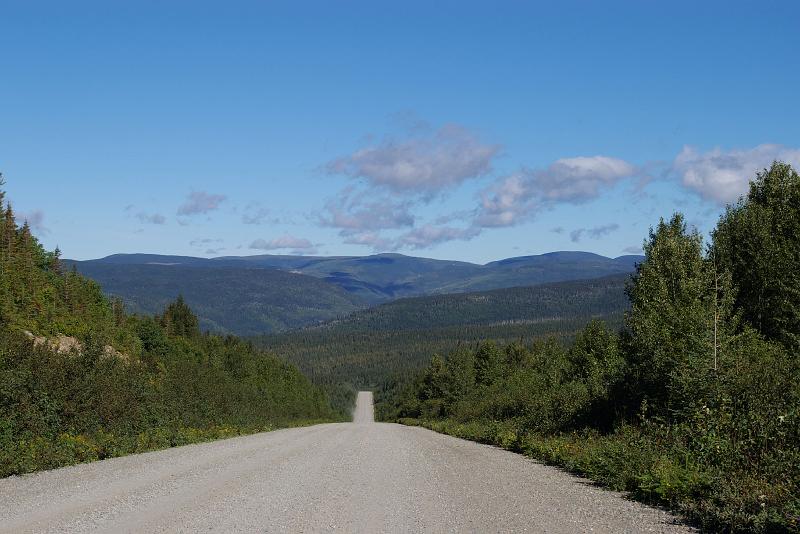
[{"xmin": 2, "ymin": 1, "xmax": 798, "ymax": 263}]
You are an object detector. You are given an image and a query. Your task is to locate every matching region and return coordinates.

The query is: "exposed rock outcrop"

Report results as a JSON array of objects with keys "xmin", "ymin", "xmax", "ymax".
[{"xmin": 22, "ymin": 330, "xmax": 127, "ymax": 361}]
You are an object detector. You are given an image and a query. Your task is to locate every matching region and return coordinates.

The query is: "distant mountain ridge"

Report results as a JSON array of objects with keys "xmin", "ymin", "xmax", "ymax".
[
  {"xmin": 76, "ymin": 251, "xmax": 641, "ymax": 299},
  {"xmin": 69, "ymin": 251, "xmax": 642, "ymax": 335}
]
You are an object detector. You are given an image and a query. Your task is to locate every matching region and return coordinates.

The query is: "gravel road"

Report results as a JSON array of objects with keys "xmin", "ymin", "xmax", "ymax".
[{"xmin": 0, "ymin": 392, "xmax": 692, "ymax": 533}]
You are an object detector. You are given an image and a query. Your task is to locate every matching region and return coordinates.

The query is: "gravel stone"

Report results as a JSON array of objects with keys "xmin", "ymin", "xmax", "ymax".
[{"xmin": 0, "ymin": 392, "xmax": 693, "ymax": 533}]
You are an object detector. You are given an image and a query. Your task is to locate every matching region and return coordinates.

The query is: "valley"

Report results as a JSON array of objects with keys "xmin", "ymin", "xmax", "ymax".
[{"xmin": 257, "ymin": 274, "xmax": 629, "ymax": 387}]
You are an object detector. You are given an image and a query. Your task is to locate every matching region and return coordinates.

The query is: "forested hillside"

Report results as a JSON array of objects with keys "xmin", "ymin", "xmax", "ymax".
[
  {"xmin": 69, "ymin": 262, "xmax": 367, "ymax": 335},
  {"xmin": 379, "ymin": 162, "xmax": 800, "ymax": 533},
  {"xmin": 318, "ymin": 274, "xmax": 628, "ymax": 331},
  {"xmin": 257, "ymin": 275, "xmax": 628, "ymax": 387},
  {"xmin": 0, "ymin": 179, "xmax": 346, "ymax": 477},
  {"xmin": 433, "ymin": 252, "xmax": 640, "ymax": 293}
]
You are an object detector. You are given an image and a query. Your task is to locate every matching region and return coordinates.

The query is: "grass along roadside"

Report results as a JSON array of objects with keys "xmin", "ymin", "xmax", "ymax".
[
  {"xmin": 398, "ymin": 418, "xmax": 799, "ymax": 533},
  {"xmin": 1, "ymin": 418, "xmax": 341, "ymax": 478}
]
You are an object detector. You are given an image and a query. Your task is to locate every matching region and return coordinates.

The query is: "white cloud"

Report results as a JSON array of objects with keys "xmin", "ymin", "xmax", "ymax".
[
  {"xmin": 534, "ymin": 156, "xmax": 636, "ymax": 202},
  {"xmin": 327, "ymin": 124, "xmax": 499, "ymax": 194},
  {"xmin": 475, "ymin": 156, "xmax": 636, "ymax": 228},
  {"xmin": 250, "ymin": 235, "xmax": 317, "ymax": 253},
  {"xmin": 570, "ymin": 223, "xmax": 620, "ymax": 243},
  {"xmin": 177, "ymin": 191, "xmax": 227, "ymax": 215},
  {"xmin": 318, "ymin": 119, "xmax": 501, "ymax": 251},
  {"xmin": 622, "ymin": 245, "xmax": 643, "ymax": 254},
  {"xmin": 674, "ymin": 144, "xmax": 800, "ymax": 204},
  {"xmin": 319, "ymin": 188, "xmax": 414, "ymax": 233},
  {"xmin": 322, "ymin": 125, "xmax": 637, "ymax": 250},
  {"xmin": 394, "ymin": 224, "xmax": 481, "ymax": 250},
  {"xmin": 476, "ymin": 171, "xmax": 538, "ymax": 227}
]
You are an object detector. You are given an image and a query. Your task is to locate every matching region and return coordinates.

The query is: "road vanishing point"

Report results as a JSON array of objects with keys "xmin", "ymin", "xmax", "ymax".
[{"xmin": 0, "ymin": 392, "xmax": 692, "ymax": 533}]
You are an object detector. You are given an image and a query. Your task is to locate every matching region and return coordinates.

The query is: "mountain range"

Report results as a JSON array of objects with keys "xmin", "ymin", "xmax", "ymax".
[{"xmin": 68, "ymin": 251, "xmax": 642, "ymax": 335}]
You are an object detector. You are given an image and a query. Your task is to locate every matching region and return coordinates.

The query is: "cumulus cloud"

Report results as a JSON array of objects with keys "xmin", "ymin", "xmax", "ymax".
[
  {"xmin": 136, "ymin": 212, "xmax": 166, "ymax": 225},
  {"xmin": 393, "ymin": 224, "xmax": 481, "ymax": 250},
  {"xmin": 250, "ymin": 235, "xmax": 317, "ymax": 254},
  {"xmin": 319, "ymin": 188, "xmax": 415, "ymax": 234},
  {"xmin": 476, "ymin": 156, "xmax": 636, "ymax": 228},
  {"xmin": 674, "ymin": 144, "xmax": 800, "ymax": 204},
  {"xmin": 177, "ymin": 191, "xmax": 227, "ymax": 215},
  {"xmin": 535, "ymin": 156, "xmax": 636, "ymax": 202},
  {"xmin": 318, "ymin": 120, "xmax": 502, "ymax": 251},
  {"xmin": 18, "ymin": 210, "xmax": 48, "ymax": 235},
  {"xmin": 322, "ymin": 122, "xmax": 637, "ymax": 251},
  {"xmin": 570, "ymin": 223, "xmax": 620, "ymax": 243},
  {"xmin": 326, "ymin": 124, "xmax": 499, "ymax": 194},
  {"xmin": 318, "ymin": 186, "xmax": 481, "ymax": 251},
  {"xmin": 476, "ymin": 171, "xmax": 539, "ymax": 227},
  {"xmin": 323, "ymin": 153, "xmax": 636, "ymax": 251}
]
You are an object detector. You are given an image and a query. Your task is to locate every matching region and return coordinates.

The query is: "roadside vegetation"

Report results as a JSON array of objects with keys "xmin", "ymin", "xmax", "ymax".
[
  {"xmin": 377, "ymin": 162, "xmax": 800, "ymax": 533},
  {"xmin": 0, "ymin": 178, "xmax": 346, "ymax": 477}
]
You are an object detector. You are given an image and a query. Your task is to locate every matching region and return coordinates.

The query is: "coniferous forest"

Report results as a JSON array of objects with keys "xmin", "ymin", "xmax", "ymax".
[
  {"xmin": 257, "ymin": 273, "xmax": 629, "ymax": 388},
  {"xmin": 0, "ymin": 177, "xmax": 346, "ymax": 477},
  {"xmin": 376, "ymin": 162, "xmax": 800, "ymax": 533}
]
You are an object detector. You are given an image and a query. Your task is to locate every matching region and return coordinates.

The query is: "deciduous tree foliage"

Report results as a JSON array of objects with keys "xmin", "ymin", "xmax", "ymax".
[
  {"xmin": 623, "ymin": 213, "xmax": 739, "ymax": 417},
  {"xmin": 714, "ymin": 161, "xmax": 800, "ymax": 351}
]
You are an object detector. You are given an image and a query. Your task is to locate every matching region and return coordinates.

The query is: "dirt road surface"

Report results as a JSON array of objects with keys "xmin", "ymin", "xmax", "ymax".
[{"xmin": 0, "ymin": 392, "xmax": 692, "ymax": 533}]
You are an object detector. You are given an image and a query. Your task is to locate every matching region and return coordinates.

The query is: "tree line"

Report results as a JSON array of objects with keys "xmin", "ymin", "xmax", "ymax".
[
  {"xmin": 378, "ymin": 163, "xmax": 800, "ymax": 533},
  {"xmin": 256, "ymin": 274, "xmax": 629, "ymax": 388}
]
